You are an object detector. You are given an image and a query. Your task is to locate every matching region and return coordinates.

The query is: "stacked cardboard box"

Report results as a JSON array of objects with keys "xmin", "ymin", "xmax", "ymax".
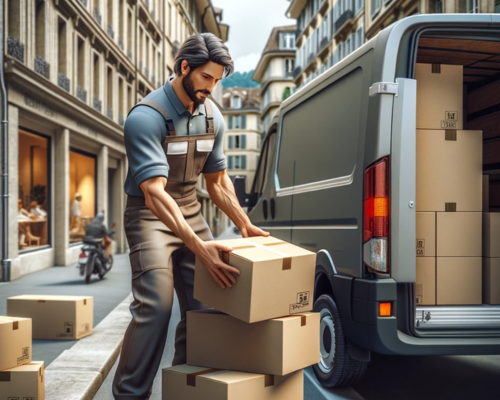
[
  {"xmin": 415, "ymin": 63, "xmax": 483, "ymax": 305},
  {"xmin": 162, "ymin": 236, "xmax": 318, "ymax": 400}
]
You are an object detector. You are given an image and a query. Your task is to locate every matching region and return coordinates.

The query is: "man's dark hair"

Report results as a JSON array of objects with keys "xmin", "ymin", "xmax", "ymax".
[{"xmin": 174, "ymin": 33, "xmax": 234, "ymax": 78}]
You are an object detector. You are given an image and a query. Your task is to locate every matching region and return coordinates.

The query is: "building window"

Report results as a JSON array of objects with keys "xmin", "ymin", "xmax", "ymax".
[
  {"xmin": 371, "ymin": 0, "xmax": 381, "ymax": 18},
  {"xmin": 93, "ymin": 53, "xmax": 101, "ymax": 112},
  {"xmin": 496, "ymin": 0, "xmax": 500, "ymax": 12},
  {"xmin": 18, "ymin": 130, "xmax": 51, "ymax": 252},
  {"xmin": 355, "ymin": 0, "xmax": 364, "ymax": 14},
  {"xmin": 466, "ymin": 0, "xmax": 478, "ymax": 12},
  {"xmin": 280, "ymin": 32, "xmax": 296, "ymax": 49},
  {"xmin": 233, "ymin": 96, "xmax": 242, "ymax": 109},
  {"xmin": 235, "ymin": 135, "xmax": 240, "ymax": 148},
  {"xmin": 107, "ymin": 66, "xmax": 113, "ymax": 119},
  {"xmin": 76, "ymin": 36, "xmax": 86, "ymax": 102},
  {"xmin": 57, "ymin": 17, "xmax": 68, "ymax": 82},
  {"xmin": 69, "ymin": 149, "xmax": 97, "ymax": 244},
  {"xmin": 35, "ymin": 1, "xmax": 46, "ymax": 61},
  {"xmin": 285, "ymin": 58, "xmax": 295, "ymax": 75},
  {"xmin": 356, "ymin": 24, "xmax": 364, "ymax": 49}
]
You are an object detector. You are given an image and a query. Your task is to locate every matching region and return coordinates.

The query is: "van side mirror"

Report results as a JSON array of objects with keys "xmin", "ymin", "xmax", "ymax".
[{"xmin": 233, "ymin": 176, "xmax": 250, "ymax": 207}]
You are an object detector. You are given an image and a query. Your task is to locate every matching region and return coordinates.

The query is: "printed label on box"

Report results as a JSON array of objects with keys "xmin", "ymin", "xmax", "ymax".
[
  {"xmin": 441, "ymin": 120, "xmax": 457, "ymax": 129},
  {"xmin": 415, "ymin": 284, "xmax": 423, "ymax": 304},
  {"xmin": 17, "ymin": 346, "xmax": 30, "ymax": 365},
  {"xmin": 57, "ymin": 322, "xmax": 74, "ymax": 338},
  {"xmin": 445, "ymin": 111, "xmax": 458, "ymax": 121},
  {"xmin": 23, "ymin": 397, "xmax": 36, "ymax": 400},
  {"xmin": 7, "ymin": 397, "xmax": 20, "ymax": 400},
  {"xmin": 416, "ymin": 239, "xmax": 425, "ymax": 257},
  {"xmin": 290, "ymin": 291, "xmax": 310, "ymax": 313}
]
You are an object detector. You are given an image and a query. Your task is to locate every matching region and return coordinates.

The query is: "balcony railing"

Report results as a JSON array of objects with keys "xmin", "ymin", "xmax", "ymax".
[
  {"xmin": 77, "ymin": 86, "xmax": 87, "ymax": 103},
  {"xmin": 107, "ymin": 24, "xmax": 115, "ymax": 39},
  {"xmin": 34, "ymin": 56, "xmax": 49, "ymax": 78},
  {"xmin": 293, "ymin": 66, "xmax": 302, "ymax": 79},
  {"xmin": 93, "ymin": 98, "xmax": 102, "ymax": 112},
  {"xmin": 335, "ymin": 9, "xmax": 354, "ymax": 33},
  {"xmin": 58, "ymin": 73, "xmax": 70, "ymax": 92},
  {"xmin": 93, "ymin": 7, "xmax": 102, "ymax": 25},
  {"xmin": 107, "ymin": 108, "xmax": 113, "ymax": 120},
  {"xmin": 7, "ymin": 36, "xmax": 24, "ymax": 62}
]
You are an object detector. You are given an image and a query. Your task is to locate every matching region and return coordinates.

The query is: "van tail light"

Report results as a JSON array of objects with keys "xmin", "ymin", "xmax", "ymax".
[{"xmin": 363, "ymin": 157, "xmax": 390, "ymax": 274}]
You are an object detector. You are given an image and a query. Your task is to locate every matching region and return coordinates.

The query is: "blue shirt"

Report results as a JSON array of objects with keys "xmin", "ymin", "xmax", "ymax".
[{"xmin": 123, "ymin": 77, "xmax": 227, "ymax": 197}]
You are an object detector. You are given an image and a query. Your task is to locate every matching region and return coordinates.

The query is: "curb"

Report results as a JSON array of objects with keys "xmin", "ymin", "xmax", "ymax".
[{"xmin": 45, "ymin": 293, "xmax": 134, "ymax": 400}]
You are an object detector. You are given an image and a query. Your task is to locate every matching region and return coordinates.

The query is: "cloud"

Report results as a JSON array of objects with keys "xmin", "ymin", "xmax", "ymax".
[{"xmin": 233, "ymin": 53, "xmax": 261, "ymax": 73}]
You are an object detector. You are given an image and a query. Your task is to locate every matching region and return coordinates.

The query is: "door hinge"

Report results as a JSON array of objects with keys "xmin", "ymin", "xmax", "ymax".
[{"xmin": 369, "ymin": 82, "xmax": 398, "ymax": 97}]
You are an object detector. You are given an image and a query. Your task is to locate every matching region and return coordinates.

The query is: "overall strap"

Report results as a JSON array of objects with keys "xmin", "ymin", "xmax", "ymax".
[
  {"xmin": 204, "ymin": 100, "xmax": 215, "ymax": 134},
  {"xmin": 127, "ymin": 99, "xmax": 177, "ymax": 136}
]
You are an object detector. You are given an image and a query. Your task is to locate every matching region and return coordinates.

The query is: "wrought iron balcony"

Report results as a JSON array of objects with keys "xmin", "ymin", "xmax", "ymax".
[
  {"xmin": 118, "ymin": 38, "xmax": 124, "ymax": 51},
  {"xmin": 293, "ymin": 66, "xmax": 302, "ymax": 79},
  {"xmin": 58, "ymin": 73, "xmax": 70, "ymax": 92},
  {"xmin": 77, "ymin": 86, "xmax": 87, "ymax": 103},
  {"xmin": 93, "ymin": 97, "xmax": 102, "ymax": 112},
  {"xmin": 119, "ymin": 115, "xmax": 125, "ymax": 127},
  {"xmin": 93, "ymin": 7, "xmax": 102, "ymax": 25},
  {"xmin": 107, "ymin": 108, "xmax": 113, "ymax": 120},
  {"xmin": 7, "ymin": 36, "xmax": 24, "ymax": 62},
  {"xmin": 335, "ymin": 9, "xmax": 354, "ymax": 33},
  {"xmin": 107, "ymin": 24, "xmax": 115, "ymax": 39},
  {"xmin": 34, "ymin": 56, "xmax": 49, "ymax": 78}
]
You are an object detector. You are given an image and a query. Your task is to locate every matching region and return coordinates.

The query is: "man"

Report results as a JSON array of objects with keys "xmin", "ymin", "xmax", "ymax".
[
  {"xmin": 112, "ymin": 33, "xmax": 269, "ymax": 400},
  {"xmin": 83, "ymin": 213, "xmax": 112, "ymax": 262}
]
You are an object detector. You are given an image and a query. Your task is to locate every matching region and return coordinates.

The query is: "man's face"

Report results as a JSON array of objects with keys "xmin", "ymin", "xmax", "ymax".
[{"xmin": 182, "ymin": 61, "xmax": 224, "ymax": 106}]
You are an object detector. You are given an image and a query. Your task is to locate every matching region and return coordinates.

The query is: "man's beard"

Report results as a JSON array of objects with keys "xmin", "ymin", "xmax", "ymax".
[{"xmin": 182, "ymin": 71, "xmax": 210, "ymax": 106}]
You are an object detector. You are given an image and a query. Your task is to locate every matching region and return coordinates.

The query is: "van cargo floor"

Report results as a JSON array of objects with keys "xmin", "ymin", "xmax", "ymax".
[{"xmin": 415, "ymin": 306, "xmax": 500, "ymax": 330}]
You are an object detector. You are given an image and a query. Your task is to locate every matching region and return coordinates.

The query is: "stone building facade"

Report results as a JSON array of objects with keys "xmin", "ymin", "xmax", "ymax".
[{"xmin": 2, "ymin": 0, "xmax": 229, "ymax": 281}]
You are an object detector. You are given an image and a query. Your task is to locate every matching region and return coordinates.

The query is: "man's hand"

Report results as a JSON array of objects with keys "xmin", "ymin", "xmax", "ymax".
[
  {"xmin": 196, "ymin": 241, "xmax": 240, "ymax": 289},
  {"xmin": 239, "ymin": 223, "xmax": 270, "ymax": 239}
]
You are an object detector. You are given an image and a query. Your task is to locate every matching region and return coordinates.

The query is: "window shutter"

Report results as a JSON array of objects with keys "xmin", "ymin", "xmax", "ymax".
[
  {"xmin": 242, "ymin": 114, "xmax": 247, "ymax": 129},
  {"xmin": 228, "ymin": 116, "xmax": 233, "ymax": 129},
  {"xmin": 228, "ymin": 136, "xmax": 233, "ymax": 149},
  {"xmin": 241, "ymin": 134, "xmax": 246, "ymax": 149},
  {"xmin": 228, "ymin": 156, "xmax": 233, "ymax": 169},
  {"xmin": 242, "ymin": 155, "xmax": 247, "ymax": 169}
]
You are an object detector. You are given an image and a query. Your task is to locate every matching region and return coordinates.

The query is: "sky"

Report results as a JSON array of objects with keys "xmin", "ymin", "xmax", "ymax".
[{"xmin": 212, "ymin": 0, "xmax": 294, "ymax": 73}]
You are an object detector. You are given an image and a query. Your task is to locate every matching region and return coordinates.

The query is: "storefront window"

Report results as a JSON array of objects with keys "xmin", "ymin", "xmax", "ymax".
[
  {"xmin": 69, "ymin": 149, "xmax": 97, "ymax": 244},
  {"xmin": 18, "ymin": 130, "xmax": 50, "ymax": 251}
]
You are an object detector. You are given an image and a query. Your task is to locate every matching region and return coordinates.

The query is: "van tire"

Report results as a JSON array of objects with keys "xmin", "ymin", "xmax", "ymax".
[{"xmin": 312, "ymin": 294, "xmax": 367, "ymax": 387}]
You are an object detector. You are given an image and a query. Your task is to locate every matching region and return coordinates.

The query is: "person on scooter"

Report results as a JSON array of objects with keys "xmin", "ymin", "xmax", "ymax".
[{"xmin": 83, "ymin": 213, "xmax": 112, "ymax": 263}]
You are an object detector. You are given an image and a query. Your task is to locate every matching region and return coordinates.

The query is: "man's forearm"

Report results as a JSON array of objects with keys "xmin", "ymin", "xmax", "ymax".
[{"xmin": 206, "ymin": 172, "xmax": 251, "ymax": 230}]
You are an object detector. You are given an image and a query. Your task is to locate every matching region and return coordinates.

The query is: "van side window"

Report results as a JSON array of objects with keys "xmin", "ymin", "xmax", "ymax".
[
  {"xmin": 250, "ymin": 132, "xmax": 276, "ymax": 206},
  {"xmin": 277, "ymin": 68, "xmax": 363, "ymax": 189}
]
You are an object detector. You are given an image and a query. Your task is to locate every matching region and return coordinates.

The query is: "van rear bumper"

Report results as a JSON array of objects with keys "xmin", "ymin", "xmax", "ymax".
[{"xmin": 335, "ymin": 276, "xmax": 500, "ymax": 355}]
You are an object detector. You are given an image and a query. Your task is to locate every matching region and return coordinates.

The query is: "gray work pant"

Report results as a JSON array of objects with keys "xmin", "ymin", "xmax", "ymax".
[{"xmin": 112, "ymin": 197, "xmax": 212, "ymax": 400}]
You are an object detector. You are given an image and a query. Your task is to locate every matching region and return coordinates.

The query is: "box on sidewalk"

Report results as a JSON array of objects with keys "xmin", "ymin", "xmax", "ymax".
[
  {"xmin": 483, "ymin": 258, "xmax": 500, "ymax": 305},
  {"xmin": 187, "ymin": 309, "xmax": 320, "ymax": 376},
  {"xmin": 436, "ymin": 257, "xmax": 482, "ymax": 305},
  {"xmin": 0, "ymin": 361, "xmax": 44, "ymax": 400},
  {"xmin": 194, "ymin": 236, "xmax": 316, "ymax": 323},
  {"xmin": 416, "ymin": 129, "xmax": 483, "ymax": 212},
  {"xmin": 0, "ymin": 316, "xmax": 32, "ymax": 371},
  {"xmin": 436, "ymin": 212, "xmax": 482, "ymax": 257},
  {"xmin": 416, "ymin": 212, "xmax": 436, "ymax": 257},
  {"xmin": 415, "ymin": 63, "xmax": 464, "ymax": 130},
  {"xmin": 483, "ymin": 212, "xmax": 500, "ymax": 258},
  {"xmin": 162, "ymin": 365, "xmax": 303, "ymax": 400},
  {"xmin": 416, "ymin": 258, "xmax": 436, "ymax": 305},
  {"xmin": 7, "ymin": 295, "xmax": 93, "ymax": 340}
]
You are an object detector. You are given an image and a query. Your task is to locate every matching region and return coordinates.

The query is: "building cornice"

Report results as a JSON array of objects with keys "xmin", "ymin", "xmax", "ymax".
[
  {"xmin": 253, "ymin": 50, "xmax": 297, "ymax": 82},
  {"xmin": 261, "ymin": 77, "xmax": 295, "ymax": 93}
]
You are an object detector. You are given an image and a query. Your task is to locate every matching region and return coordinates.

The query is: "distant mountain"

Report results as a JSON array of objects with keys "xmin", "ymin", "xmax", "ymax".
[{"xmin": 222, "ymin": 70, "xmax": 261, "ymax": 89}]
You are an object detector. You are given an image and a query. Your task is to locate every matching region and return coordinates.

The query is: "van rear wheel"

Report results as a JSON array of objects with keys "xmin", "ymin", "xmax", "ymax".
[{"xmin": 312, "ymin": 294, "xmax": 367, "ymax": 387}]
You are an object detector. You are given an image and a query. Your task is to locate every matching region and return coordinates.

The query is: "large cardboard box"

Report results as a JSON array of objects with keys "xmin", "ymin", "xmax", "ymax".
[
  {"xmin": 416, "ymin": 63, "xmax": 463, "ymax": 130},
  {"xmin": 194, "ymin": 236, "xmax": 316, "ymax": 323},
  {"xmin": 162, "ymin": 365, "xmax": 303, "ymax": 400},
  {"xmin": 416, "ymin": 258, "xmax": 436, "ymax": 305},
  {"xmin": 187, "ymin": 309, "xmax": 320, "ymax": 376},
  {"xmin": 483, "ymin": 258, "xmax": 500, "ymax": 305},
  {"xmin": 483, "ymin": 213, "xmax": 500, "ymax": 258},
  {"xmin": 7, "ymin": 295, "xmax": 93, "ymax": 340},
  {"xmin": 0, "ymin": 361, "xmax": 44, "ymax": 400},
  {"xmin": 416, "ymin": 212, "xmax": 435, "ymax": 257},
  {"xmin": 436, "ymin": 257, "xmax": 482, "ymax": 305},
  {"xmin": 436, "ymin": 212, "xmax": 482, "ymax": 257},
  {"xmin": 0, "ymin": 316, "xmax": 32, "ymax": 371},
  {"xmin": 416, "ymin": 130, "xmax": 483, "ymax": 212}
]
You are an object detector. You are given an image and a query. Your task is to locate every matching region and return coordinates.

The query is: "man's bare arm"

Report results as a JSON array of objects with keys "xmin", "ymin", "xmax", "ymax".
[
  {"xmin": 139, "ymin": 176, "xmax": 239, "ymax": 288},
  {"xmin": 203, "ymin": 169, "xmax": 270, "ymax": 238}
]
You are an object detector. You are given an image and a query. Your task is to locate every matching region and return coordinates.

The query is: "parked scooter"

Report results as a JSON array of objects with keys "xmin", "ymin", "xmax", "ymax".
[{"xmin": 77, "ymin": 231, "xmax": 115, "ymax": 284}]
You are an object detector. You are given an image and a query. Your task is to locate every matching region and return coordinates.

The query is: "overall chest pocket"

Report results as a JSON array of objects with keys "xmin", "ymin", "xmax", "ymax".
[
  {"xmin": 192, "ymin": 138, "xmax": 215, "ymax": 178},
  {"xmin": 165, "ymin": 141, "xmax": 188, "ymax": 182}
]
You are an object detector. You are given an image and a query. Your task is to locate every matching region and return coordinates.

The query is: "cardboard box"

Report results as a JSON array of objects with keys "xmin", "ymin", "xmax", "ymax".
[
  {"xmin": 436, "ymin": 212, "xmax": 482, "ymax": 257},
  {"xmin": 416, "ymin": 258, "xmax": 436, "ymax": 305},
  {"xmin": 416, "ymin": 212, "xmax": 435, "ymax": 257},
  {"xmin": 194, "ymin": 236, "xmax": 316, "ymax": 323},
  {"xmin": 483, "ymin": 213, "xmax": 500, "ymax": 258},
  {"xmin": 436, "ymin": 257, "xmax": 482, "ymax": 305},
  {"xmin": 0, "ymin": 316, "xmax": 32, "ymax": 371},
  {"xmin": 187, "ymin": 309, "xmax": 320, "ymax": 376},
  {"xmin": 7, "ymin": 295, "xmax": 93, "ymax": 340},
  {"xmin": 416, "ymin": 130, "xmax": 483, "ymax": 212},
  {"xmin": 0, "ymin": 361, "xmax": 44, "ymax": 400},
  {"xmin": 483, "ymin": 258, "xmax": 500, "ymax": 305},
  {"xmin": 162, "ymin": 365, "xmax": 303, "ymax": 400},
  {"xmin": 483, "ymin": 175, "xmax": 489, "ymax": 212},
  {"xmin": 416, "ymin": 63, "xmax": 463, "ymax": 130}
]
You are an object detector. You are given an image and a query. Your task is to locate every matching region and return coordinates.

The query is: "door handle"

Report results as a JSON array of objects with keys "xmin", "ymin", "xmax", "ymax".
[
  {"xmin": 270, "ymin": 198, "xmax": 275, "ymax": 219},
  {"xmin": 263, "ymin": 199, "xmax": 268, "ymax": 220}
]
